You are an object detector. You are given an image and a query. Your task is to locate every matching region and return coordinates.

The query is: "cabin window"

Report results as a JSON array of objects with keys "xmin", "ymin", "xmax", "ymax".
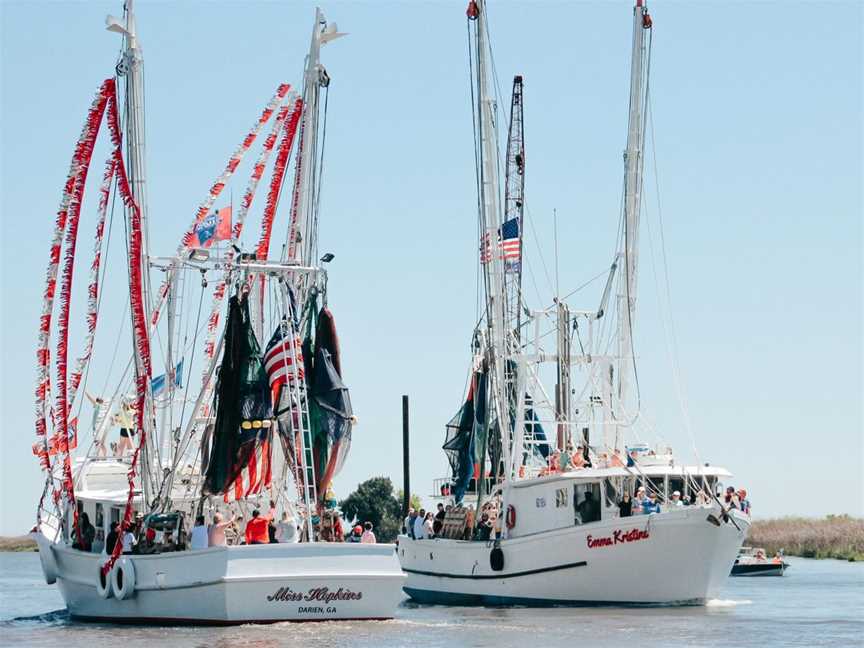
[
  {"xmin": 573, "ymin": 482, "xmax": 601, "ymax": 524},
  {"xmin": 111, "ymin": 507, "xmax": 122, "ymax": 527}
]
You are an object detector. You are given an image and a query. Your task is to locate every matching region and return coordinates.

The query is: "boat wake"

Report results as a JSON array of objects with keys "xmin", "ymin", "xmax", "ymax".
[
  {"xmin": 706, "ymin": 599, "xmax": 753, "ymax": 608},
  {"xmin": 3, "ymin": 609, "xmax": 70, "ymax": 627}
]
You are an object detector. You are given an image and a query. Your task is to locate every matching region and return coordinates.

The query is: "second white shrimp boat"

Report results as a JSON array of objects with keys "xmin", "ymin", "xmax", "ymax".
[{"xmin": 398, "ymin": 0, "xmax": 749, "ymax": 606}]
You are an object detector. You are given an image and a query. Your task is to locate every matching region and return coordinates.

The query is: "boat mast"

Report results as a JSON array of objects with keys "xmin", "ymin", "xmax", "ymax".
[
  {"xmin": 471, "ymin": 0, "xmax": 512, "ymax": 482},
  {"xmin": 286, "ymin": 8, "xmax": 344, "ymax": 539},
  {"xmin": 614, "ymin": 0, "xmax": 651, "ymax": 447},
  {"xmin": 107, "ymin": 0, "xmax": 158, "ymax": 503},
  {"xmin": 284, "ymin": 9, "xmax": 343, "ymax": 273}
]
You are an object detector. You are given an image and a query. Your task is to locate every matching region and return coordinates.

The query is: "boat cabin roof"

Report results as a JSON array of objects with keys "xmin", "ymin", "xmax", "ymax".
[{"xmin": 510, "ymin": 464, "xmax": 732, "ymax": 489}]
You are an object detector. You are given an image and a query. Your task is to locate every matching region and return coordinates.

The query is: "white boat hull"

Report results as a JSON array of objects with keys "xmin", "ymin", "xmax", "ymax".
[
  {"xmin": 398, "ymin": 506, "xmax": 749, "ymax": 606},
  {"xmin": 34, "ymin": 533, "xmax": 405, "ymax": 623}
]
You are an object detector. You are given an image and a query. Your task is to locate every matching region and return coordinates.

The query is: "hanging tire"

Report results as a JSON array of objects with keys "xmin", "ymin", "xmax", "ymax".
[
  {"xmin": 96, "ymin": 559, "xmax": 113, "ymax": 599},
  {"xmin": 490, "ymin": 546, "xmax": 505, "ymax": 571},
  {"xmin": 111, "ymin": 557, "xmax": 136, "ymax": 600}
]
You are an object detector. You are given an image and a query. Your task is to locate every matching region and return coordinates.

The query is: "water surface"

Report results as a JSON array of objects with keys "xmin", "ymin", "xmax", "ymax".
[{"xmin": 1, "ymin": 552, "xmax": 861, "ymax": 647}]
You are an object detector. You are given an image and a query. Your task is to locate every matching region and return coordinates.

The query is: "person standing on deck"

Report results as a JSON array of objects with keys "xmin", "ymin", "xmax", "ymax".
[
  {"xmin": 245, "ymin": 509, "xmax": 271, "ymax": 545},
  {"xmin": 413, "ymin": 508, "xmax": 426, "ymax": 539},
  {"xmin": 633, "ymin": 486, "xmax": 646, "ymax": 514},
  {"xmin": 190, "ymin": 515, "xmax": 208, "ymax": 549},
  {"xmin": 114, "ymin": 401, "xmax": 136, "ymax": 457},
  {"xmin": 433, "ymin": 503, "xmax": 446, "ymax": 535},
  {"xmin": 275, "ymin": 512, "xmax": 299, "ymax": 543},
  {"xmin": 360, "ymin": 522, "xmax": 376, "ymax": 544},
  {"xmin": 85, "ymin": 391, "xmax": 108, "ymax": 458},
  {"xmin": 208, "ymin": 512, "xmax": 235, "ymax": 546},
  {"xmin": 618, "ymin": 493, "xmax": 633, "ymax": 517},
  {"xmin": 405, "ymin": 509, "xmax": 417, "ymax": 538}
]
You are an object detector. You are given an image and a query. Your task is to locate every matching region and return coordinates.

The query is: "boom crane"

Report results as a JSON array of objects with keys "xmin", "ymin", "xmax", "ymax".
[{"xmin": 502, "ymin": 75, "xmax": 526, "ymax": 345}]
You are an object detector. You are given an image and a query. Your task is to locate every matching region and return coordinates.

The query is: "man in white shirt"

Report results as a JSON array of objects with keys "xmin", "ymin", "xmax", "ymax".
[
  {"xmin": 121, "ymin": 528, "xmax": 136, "ymax": 553},
  {"xmin": 275, "ymin": 512, "xmax": 299, "ymax": 543},
  {"xmin": 403, "ymin": 509, "xmax": 414, "ymax": 537},
  {"xmin": 413, "ymin": 508, "xmax": 426, "ymax": 540},
  {"xmin": 190, "ymin": 515, "xmax": 209, "ymax": 550}
]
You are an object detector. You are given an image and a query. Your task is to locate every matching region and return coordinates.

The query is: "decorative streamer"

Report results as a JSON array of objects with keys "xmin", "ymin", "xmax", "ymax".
[
  {"xmin": 102, "ymin": 83, "xmax": 153, "ymax": 576},
  {"xmin": 285, "ymin": 119, "xmax": 307, "ymax": 263},
  {"xmin": 67, "ymin": 156, "xmax": 116, "ymax": 412},
  {"xmin": 35, "ymin": 79, "xmax": 113, "ymax": 482},
  {"xmin": 43, "ymin": 81, "xmax": 112, "ymax": 536},
  {"xmin": 150, "ymin": 83, "xmax": 291, "ymax": 328},
  {"xmin": 200, "ymin": 94, "xmax": 297, "ymax": 372},
  {"xmin": 256, "ymin": 97, "xmax": 304, "ymax": 262}
]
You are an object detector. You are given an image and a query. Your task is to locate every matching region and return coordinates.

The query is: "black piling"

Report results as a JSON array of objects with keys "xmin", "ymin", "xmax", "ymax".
[{"xmin": 402, "ymin": 394, "xmax": 410, "ymax": 518}]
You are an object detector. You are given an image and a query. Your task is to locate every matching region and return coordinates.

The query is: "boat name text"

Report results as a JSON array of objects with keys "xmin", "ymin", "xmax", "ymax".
[
  {"xmin": 266, "ymin": 586, "xmax": 363, "ymax": 603},
  {"xmin": 586, "ymin": 528, "xmax": 650, "ymax": 549}
]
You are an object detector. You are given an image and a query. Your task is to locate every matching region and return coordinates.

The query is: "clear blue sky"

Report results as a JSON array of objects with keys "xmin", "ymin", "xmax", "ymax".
[{"xmin": 1, "ymin": 1, "xmax": 861, "ymax": 535}]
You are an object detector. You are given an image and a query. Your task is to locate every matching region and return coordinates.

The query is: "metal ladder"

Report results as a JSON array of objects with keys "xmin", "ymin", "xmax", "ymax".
[{"xmin": 279, "ymin": 283, "xmax": 318, "ymax": 540}]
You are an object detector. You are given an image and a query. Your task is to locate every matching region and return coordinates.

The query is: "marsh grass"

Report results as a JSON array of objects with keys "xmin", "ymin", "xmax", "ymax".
[{"xmin": 747, "ymin": 515, "xmax": 864, "ymax": 561}]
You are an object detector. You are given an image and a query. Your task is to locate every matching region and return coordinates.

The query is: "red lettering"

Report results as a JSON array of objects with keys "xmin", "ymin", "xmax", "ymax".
[{"xmin": 588, "ymin": 528, "xmax": 650, "ymax": 549}]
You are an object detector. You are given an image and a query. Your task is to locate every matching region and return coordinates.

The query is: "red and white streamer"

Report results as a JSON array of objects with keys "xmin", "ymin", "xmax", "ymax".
[
  {"xmin": 150, "ymin": 83, "xmax": 291, "ymax": 328},
  {"xmin": 35, "ymin": 80, "xmax": 112, "ymax": 476},
  {"xmin": 200, "ymin": 92, "xmax": 297, "ymax": 369},
  {"xmin": 67, "ymin": 156, "xmax": 115, "ymax": 412},
  {"xmin": 45, "ymin": 82, "xmax": 112, "ymax": 520},
  {"xmin": 102, "ymin": 83, "xmax": 153, "ymax": 576},
  {"xmin": 256, "ymin": 96, "xmax": 303, "ymax": 262},
  {"xmin": 285, "ymin": 119, "xmax": 307, "ymax": 263}
]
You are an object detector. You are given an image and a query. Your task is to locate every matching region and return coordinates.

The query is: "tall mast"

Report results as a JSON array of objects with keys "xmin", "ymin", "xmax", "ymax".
[
  {"xmin": 107, "ymin": 0, "xmax": 158, "ymax": 502},
  {"xmin": 284, "ymin": 8, "xmax": 344, "ymax": 273},
  {"xmin": 470, "ymin": 0, "xmax": 511, "ymax": 479},
  {"xmin": 614, "ymin": 0, "xmax": 652, "ymax": 444}
]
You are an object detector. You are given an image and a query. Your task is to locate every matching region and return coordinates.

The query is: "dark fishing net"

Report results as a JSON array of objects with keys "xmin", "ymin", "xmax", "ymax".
[{"xmin": 202, "ymin": 294, "xmax": 273, "ymax": 495}]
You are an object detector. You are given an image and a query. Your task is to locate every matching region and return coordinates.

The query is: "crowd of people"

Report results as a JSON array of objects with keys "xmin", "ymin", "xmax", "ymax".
[
  {"xmin": 616, "ymin": 484, "xmax": 751, "ymax": 517},
  {"xmin": 403, "ymin": 501, "xmax": 500, "ymax": 542},
  {"xmin": 71, "ymin": 495, "xmax": 387, "ymax": 555}
]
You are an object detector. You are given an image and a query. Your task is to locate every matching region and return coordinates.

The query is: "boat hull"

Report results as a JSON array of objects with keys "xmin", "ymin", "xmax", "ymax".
[
  {"xmin": 730, "ymin": 562, "xmax": 788, "ymax": 577},
  {"xmin": 398, "ymin": 506, "xmax": 749, "ymax": 606},
  {"xmin": 35, "ymin": 533, "xmax": 405, "ymax": 623}
]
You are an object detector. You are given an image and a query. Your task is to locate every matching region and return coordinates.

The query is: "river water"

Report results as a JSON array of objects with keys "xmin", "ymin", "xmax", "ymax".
[{"xmin": 0, "ymin": 552, "xmax": 861, "ymax": 647}]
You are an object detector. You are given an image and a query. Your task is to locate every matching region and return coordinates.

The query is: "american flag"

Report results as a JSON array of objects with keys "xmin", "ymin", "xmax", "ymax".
[
  {"xmin": 264, "ymin": 320, "xmax": 304, "ymax": 401},
  {"xmin": 480, "ymin": 217, "xmax": 521, "ymax": 266},
  {"xmin": 224, "ymin": 432, "xmax": 272, "ymax": 502}
]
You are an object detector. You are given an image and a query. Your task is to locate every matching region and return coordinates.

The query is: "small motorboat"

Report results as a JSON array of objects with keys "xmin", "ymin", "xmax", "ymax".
[{"xmin": 730, "ymin": 547, "xmax": 789, "ymax": 577}]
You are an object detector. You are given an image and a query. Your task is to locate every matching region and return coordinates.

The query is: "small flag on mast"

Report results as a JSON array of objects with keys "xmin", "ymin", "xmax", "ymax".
[
  {"xmin": 480, "ymin": 217, "xmax": 521, "ymax": 268},
  {"xmin": 190, "ymin": 206, "xmax": 232, "ymax": 249}
]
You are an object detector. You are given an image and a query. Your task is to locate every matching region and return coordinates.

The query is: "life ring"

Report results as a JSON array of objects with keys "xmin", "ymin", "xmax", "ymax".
[
  {"xmin": 505, "ymin": 505, "xmax": 516, "ymax": 530},
  {"xmin": 111, "ymin": 556, "xmax": 136, "ymax": 600},
  {"xmin": 96, "ymin": 559, "xmax": 113, "ymax": 599}
]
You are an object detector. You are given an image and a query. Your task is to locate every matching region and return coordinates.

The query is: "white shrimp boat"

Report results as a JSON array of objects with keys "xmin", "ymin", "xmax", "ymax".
[
  {"xmin": 31, "ymin": 2, "xmax": 403, "ymax": 623},
  {"xmin": 398, "ymin": 0, "xmax": 749, "ymax": 606}
]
